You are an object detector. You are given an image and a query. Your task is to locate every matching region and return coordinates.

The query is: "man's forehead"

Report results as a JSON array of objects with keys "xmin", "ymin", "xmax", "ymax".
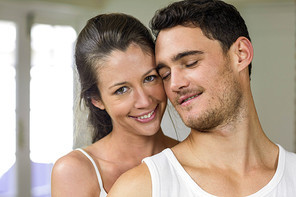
[
  {"xmin": 155, "ymin": 26, "xmax": 205, "ymax": 61},
  {"xmin": 156, "ymin": 25, "xmax": 204, "ymax": 41}
]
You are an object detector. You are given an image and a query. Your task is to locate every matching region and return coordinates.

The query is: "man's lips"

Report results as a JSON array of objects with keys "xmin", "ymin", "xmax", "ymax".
[{"xmin": 178, "ymin": 92, "xmax": 202, "ymax": 105}]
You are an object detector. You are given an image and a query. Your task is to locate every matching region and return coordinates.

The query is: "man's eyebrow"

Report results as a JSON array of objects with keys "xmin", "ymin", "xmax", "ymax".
[
  {"xmin": 172, "ymin": 50, "xmax": 203, "ymax": 62},
  {"xmin": 156, "ymin": 50, "xmax": 203, "ymax": 71}
]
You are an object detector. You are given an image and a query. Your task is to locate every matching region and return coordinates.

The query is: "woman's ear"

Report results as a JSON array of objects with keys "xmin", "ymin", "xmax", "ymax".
[
  {"xmin": 91, "ymin": 98, "xmax": 105, "ymax": 110},
  {"xmin": 233, "ymin": 36, "xmax": 253, "ymax": 73}
]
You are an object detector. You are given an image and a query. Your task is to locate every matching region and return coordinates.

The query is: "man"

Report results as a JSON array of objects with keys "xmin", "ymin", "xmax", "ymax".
[{"xmin": 108, "ymin": 0, "xmax": 296, "ymax": 196}]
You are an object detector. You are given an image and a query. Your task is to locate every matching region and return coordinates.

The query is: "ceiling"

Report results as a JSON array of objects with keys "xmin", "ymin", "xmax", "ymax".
[
  {"xmin": 1, "ymin": 0, "xmax": 293, "ymax": 10},
  {"xmin": 0, "ymin": 0, "xmax": 107, "ymax": 9}
]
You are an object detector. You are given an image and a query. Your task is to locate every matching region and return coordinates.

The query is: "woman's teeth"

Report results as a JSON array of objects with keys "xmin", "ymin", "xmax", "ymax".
[{"xmin": 137, "ymin": 110, "xmax": 154, "ymax": 120}]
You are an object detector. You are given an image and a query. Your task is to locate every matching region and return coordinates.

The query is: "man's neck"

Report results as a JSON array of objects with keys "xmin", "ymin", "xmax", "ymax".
[
  {"xmin": 171, "ymin": 108, "xmax": 279, "ymax": 196},
  {"xmin": 175, "ymin": 105, "xmax": 278, "ymax": 174}
]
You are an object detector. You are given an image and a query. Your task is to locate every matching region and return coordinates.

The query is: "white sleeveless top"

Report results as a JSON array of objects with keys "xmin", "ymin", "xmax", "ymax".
[
  {"xmin": 143, "ymin": 144, "xmax": 296, "ymax": 197},
  {"xmin": 76, "ymin": 148, "xmax": 108, "ymax": 197}
]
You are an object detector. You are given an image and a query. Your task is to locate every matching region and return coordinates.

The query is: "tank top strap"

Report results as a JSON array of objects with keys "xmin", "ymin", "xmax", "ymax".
[{"xmin": 76, "ymin": 148, "xmax": 108, "ymax": 197}]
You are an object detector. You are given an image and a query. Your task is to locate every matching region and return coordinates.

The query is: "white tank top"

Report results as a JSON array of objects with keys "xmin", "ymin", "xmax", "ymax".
[
  {"xmin": 143, "ymin": 145, "xmax": 296, "ymax": 197},
  {"xmin": 76, "ymin": 148, "xmax": 108, "ymax": 197}
]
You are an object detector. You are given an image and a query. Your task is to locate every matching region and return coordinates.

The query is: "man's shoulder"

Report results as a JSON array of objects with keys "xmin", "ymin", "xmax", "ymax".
[
  {"xmin": 279, "ymin": 145, "xmax": 296, "ymax": 185},
  {"xmin": 280, "ymin": 145, "xmax": 296, "ymax": 164},
  {"xmin": 108, "ymin": 163, "xmax": 152, "ymax": 197},
  {"xmin": 285, "ymin": 149, "xmax": 296, "ymax": 160},
  {"xmin": 284, "ymin": 148, "xmax": 296, "ymax": 170}
]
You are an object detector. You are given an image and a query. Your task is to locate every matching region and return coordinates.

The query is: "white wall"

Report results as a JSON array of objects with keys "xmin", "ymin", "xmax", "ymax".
[
  {"xmin": 239, "ymin": 2, "xmax": 295, "ymax": 152},
  {"xmin": 95, "ymin": 0, "xmax": 173, "ymax": 27}
]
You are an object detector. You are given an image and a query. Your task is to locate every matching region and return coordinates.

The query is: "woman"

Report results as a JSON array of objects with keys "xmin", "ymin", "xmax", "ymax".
[{"xmin": 51, "ymin": 13, "xmax": 178, "ymax": 197}]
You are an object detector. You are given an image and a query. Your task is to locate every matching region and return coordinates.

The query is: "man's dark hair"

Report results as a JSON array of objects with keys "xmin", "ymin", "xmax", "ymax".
[{"xmin": 150, "ymin": 0, "xmax": 252, "ymax": 76}]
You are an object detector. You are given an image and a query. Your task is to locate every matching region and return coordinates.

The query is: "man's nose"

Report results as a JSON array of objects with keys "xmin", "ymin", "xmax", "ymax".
[{"xmin": 170, "ymin": 69, "xmax": 189, "ymax": 92}]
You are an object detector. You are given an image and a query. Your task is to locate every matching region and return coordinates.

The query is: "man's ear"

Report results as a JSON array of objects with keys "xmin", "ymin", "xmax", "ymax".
[
  {"xmin": 91, "ymin": 98, "xmax": 105, "ymax": 110},
  {"xmin": 233, "ymin": 36, "xmax": 253, "ymax": 72}
]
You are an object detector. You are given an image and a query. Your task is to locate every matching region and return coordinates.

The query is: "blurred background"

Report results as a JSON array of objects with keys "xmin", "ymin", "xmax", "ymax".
[{"xmin": 0, "ymin": 0, "xmax": 294, "ymax": 196}]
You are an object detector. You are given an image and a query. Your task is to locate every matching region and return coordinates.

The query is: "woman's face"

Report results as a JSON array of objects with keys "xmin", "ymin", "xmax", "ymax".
[{"xmin": 93, "ymin": 44, "xmax": 167, "ymax": 137}]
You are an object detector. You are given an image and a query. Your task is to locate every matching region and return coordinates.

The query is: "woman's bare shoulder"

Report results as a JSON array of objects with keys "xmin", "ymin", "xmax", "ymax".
[
  {"xmin": 52, "ymin": 150, "xmax": 91, "ymax": 176},
  {"xmin": 51, "ymin": 149, "xmax": 100, "ymax": 196},
  {"xmin": 108, "ymin": 163, "xmax": 152, "ymax": 197}
]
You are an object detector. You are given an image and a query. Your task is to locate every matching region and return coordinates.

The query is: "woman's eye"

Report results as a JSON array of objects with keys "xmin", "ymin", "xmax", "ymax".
[
  {"xmin": 186, "ymin": 60, "xmax": 198, "ymax": 68},
  {"xmin": 144, "ymin": 75, "xmax": 157, "ymax": 83},
  {"xmin": 114, "ymin": 86, "xmax": 128, "ymax": 95}
]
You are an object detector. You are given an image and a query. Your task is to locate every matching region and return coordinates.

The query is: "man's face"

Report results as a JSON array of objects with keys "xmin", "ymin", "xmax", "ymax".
[{"xmin": 155, "ymin": 26, "xmax": 243, "ymax": 132}]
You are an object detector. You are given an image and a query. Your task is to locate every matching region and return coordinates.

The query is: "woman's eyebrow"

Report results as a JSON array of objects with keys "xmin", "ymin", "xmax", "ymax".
[
  {"xmin": 109, "ymin": 81, "xmax": 128, "ymax": 89},
  {"xmin": 109, "ymin": 68, "xmax": 156, "ymax": 89},
  {"xmin": 143, "ymin": 68, "xmax": 156, "ymax": 76}
]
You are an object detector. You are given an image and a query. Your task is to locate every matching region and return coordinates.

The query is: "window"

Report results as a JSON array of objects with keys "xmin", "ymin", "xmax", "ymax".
[
  {"xmin": 0, "ymin": 2, "xmax": 86, "ymax": 194},
  {"xmin": 0, "ymin": 20, "xmax": 17, "ymax": 197},
  {"xmin": 30, "ymin": 24, "xmax": 76, "ymax": 197}
]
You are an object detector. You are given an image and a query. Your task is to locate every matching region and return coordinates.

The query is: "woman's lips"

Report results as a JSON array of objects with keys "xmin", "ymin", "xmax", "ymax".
[{"xmin": 130, "ymin": 105, "xmax": 158, "ymax": 123}]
